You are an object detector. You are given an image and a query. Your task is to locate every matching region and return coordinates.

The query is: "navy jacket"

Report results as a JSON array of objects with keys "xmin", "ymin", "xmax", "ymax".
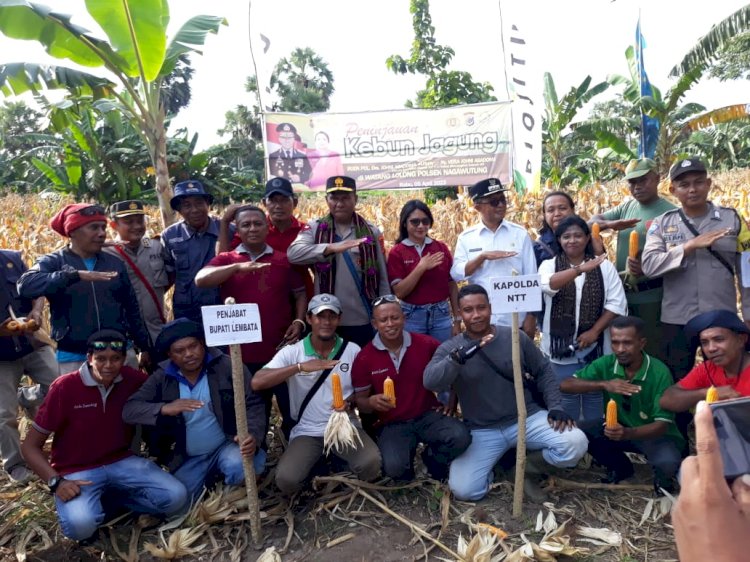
[
  {"xmin": 121, "ymin": 348, "xmax": 266, "ymax": 472},
  {"xmin": 0, "ymin": 250, "xmax": 36, "ymax": 361},
  {"xmin": 17, "ymin": 247, "xmax": 151, "ymax": 355}
]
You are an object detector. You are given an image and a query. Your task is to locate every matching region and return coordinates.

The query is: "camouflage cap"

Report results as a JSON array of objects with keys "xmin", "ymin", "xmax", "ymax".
[{"xmin": 624, "ymin": 158, "xmax": 657, "ymax": 181}]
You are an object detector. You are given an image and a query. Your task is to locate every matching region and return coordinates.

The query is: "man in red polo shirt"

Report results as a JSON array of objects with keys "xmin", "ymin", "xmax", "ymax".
[
  {"xmin": 196, "ymin": 204, "xmax": 307, "ymax": 438},
  {"xmin": 660, "ymin": 309, "xmax": 750, "ymax": 413},
  {"xmin": 218, "ymin": 178, "xmax": 313, "ymax": 298},
  {"xmin": 352, "ymin": 296, "xmax": 471, "ymax": 480},
  {"xmin": 21, "ymin": 330, "xmax": 187, "ymax": 542}
]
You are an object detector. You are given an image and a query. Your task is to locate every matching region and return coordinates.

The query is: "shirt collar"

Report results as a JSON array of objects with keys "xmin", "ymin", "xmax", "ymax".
[
  {"xmin": 302, "ymin": 333, "xmax": 343, "ymax": 358},
  {"xmin": 79, "ymin": 362, "xmax": 123, "ymax": 387},
  {"xmin": 402, "ymin": 237, "xmax": 433, "ymax": 248},
  {"xmin": 181, "ymin": 217, "xmax": 220, "ymax": 238},
  {"xmin": 372, "ymin": 330, "xmax": 412, "ymax": 351},
  {"xmin": 613, "ymin": 352, "xmax": 651, "ymax": 382},
  {"xmin": 478, "ymin": 220, "xmax": 508, "ymax": 234},
  {"xmin": 164, "ymin": 360, "xmax": 207, "ymax": 388},
  {"xmin": 236, "ymin": 243, "xmax": 274, "ymax": 260}
]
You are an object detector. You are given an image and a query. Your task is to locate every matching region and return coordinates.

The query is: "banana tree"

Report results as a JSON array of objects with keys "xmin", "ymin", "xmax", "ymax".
[{"xmin": 0, "ymin": 0, "xmax": 225, "ymax": 227}]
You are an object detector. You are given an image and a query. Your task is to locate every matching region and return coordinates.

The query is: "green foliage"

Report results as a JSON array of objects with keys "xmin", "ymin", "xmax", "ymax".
[
  {"xmin": 0, "ymin": 99, "xmax": 49, "ymax": 190},
  {"xmin": 707, "ymin": 32, "xmax": 750, "ymax": 81},
  {"xmin": 270, "ymin": 47, "xmax": 334, "ymax": 113},
  {"xmin": 386, "ymin": 0, "xmax": 495, "ymax": 108}
]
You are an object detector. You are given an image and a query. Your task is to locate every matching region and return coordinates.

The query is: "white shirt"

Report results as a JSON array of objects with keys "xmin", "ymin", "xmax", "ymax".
[
  {"xmin": 263, "ymin": 336, "xmax": 361, "ymax": 441},
  {"xmin": 451, "ymin": 219, "xmax": 537, "ymax": 325},
  {"xmin": 539, "ymin": 258, "xmax": 628, "ymax": 365}
]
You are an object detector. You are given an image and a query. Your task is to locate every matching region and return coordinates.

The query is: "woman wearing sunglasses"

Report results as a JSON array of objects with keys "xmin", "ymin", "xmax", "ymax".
[{"xmin": 386, "ymin": 200, "xmax": 460, "ymax": 342}]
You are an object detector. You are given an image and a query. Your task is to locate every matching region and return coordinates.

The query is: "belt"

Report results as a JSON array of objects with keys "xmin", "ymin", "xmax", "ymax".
[{"xmin": 633, "ymin": 278, "xmax": 663, "ymax": 292}]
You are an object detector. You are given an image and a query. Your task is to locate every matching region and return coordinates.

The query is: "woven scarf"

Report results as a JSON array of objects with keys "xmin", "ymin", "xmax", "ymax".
[
  {"xmin": 313, "ymin": 213, "xmax": 380, "ymax": 300},
  {"xmin": 549, "ymin": 253, "xmax": 605, "ymax": 359}
]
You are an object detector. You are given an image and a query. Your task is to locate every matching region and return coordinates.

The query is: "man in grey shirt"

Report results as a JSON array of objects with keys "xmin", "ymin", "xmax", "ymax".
[
  {"xmin": 287, "ymin": 175, "xmax": 389, "ymax": 347},
  {"xmin": 424, "ymin": 284, "xmax": 588, "ymax": 501}
]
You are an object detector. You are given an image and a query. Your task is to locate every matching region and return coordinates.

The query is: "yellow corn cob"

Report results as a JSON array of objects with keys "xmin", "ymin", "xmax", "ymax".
[
  {"xmin": 706, "ymin": 386, "xmax": 719, "ymax": 404},
  {"xmin": 331, "ymin": 373, "xmax": 344, "ymax": 410},
  {"xmin": 383, "ymin": 376, "xmax": 396, "ymax": 406},
  {"xmin": 605, "ymin": 399, "xmax": 618, "ymax": 428},
  {"xmin": 591, "ymin": 222, "xmax": 601, "ymax": 240},
  {"xmin": 628, "ymin": 230, "xmax": 639, "ymax": 259}
]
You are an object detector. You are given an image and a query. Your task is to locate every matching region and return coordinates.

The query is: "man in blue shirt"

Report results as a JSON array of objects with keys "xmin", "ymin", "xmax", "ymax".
[
  {"xmin": 161, "ymin": 181, "xmax": 233, "ymax": 324},
  {"xmin": 122, "ymin": 319, "xmax": 266, "ymax": 501}
]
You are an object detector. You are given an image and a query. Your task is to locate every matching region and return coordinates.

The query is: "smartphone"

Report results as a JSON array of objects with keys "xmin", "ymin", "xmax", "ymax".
[{"xmin": 710, "ymin": 396, "xmax": 750, "ymax": 480}]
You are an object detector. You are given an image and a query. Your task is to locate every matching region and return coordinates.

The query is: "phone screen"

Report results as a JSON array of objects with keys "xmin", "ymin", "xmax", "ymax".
[{"xmin": 710, "ymin": 396, "xmax": 750, "ymax": 480}]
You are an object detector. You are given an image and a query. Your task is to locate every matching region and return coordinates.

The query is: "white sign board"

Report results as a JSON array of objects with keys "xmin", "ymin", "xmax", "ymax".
[
  {"xmin": 489, "ymin": 274, "xmax": 542, "ymax": 313},
  {"xmin": 201, "ymin": 304, "xmax": 262, "ymax": 347}
]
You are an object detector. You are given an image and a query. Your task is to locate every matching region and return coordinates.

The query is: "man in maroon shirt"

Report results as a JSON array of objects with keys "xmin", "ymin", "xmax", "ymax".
[
  {"xmin": 352, "ymin": 296, "xmax": 471, "ymax": 480},
  {"xmin": 197, "ymin": 204, "xmax": 307, "ymax": 439},
  {"xmin": 21, "ymin": 330, "xmax": 186, "ymax": 542},
  {"xmin": 218, "ymin": 178, "xmax": 313, "ymax": 298}
]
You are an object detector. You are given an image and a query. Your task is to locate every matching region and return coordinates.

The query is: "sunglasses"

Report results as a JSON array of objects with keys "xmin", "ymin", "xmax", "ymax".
[
  {"xmin": 372, "ymin": 294, "xmax": 399, "ymax": 308},
  {"xmin": 76, "ymin": 205, "xmax": 106, "ymax": 217},
  {"xmin": 91, "ymin": 341, "xmax": 126, "ymax": 352},
  {"xmin": 408, "ymin": 218, "xmax": 431, "ymax": 227},
  {"xmin": 477, "ymin": 196, "xmax": 506, "ymax": 207}
]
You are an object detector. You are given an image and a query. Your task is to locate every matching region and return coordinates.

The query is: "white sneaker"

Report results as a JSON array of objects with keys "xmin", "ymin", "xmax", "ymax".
[{"xmin": 8, "ymin": 465, "xmax": 33, "ymax": 484}]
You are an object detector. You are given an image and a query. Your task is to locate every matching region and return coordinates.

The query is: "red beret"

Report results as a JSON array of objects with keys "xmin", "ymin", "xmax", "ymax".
[{"xmin": 49, "ymin": 204, "xmax": 107, "ymax": 237}]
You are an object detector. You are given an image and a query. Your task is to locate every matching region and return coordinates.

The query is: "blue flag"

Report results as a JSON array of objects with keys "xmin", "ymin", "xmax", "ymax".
[{"xmin": 636, "ymin": 18, "xmax": 660, "ymax": 159}]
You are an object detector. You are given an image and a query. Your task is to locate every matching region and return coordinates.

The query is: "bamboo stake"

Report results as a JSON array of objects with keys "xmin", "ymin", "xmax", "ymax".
[
  {"xmin": 224, "ymin": 297, "xmax": 262, "ymax": 546},
  {"xmin": 511, "ymin": 272, "xmax": 527, "ymax": 518}
]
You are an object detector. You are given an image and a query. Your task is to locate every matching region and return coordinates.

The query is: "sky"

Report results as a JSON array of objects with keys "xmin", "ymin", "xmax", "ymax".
[{"xmin": 0, "ymin": 0, "xmax": 748, "ymax": 150}]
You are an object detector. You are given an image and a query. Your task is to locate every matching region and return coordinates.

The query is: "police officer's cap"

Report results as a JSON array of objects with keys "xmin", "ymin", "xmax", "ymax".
[
  {"xmin": 276, "ymin": 122, "xmax": 298, "ymax": 135},
  {"xmin": 326, "ymin": 176, "xmax": 356, "ymax": 194},
  {"xmin": 109, "ymin": 200, "xmax": 146, "ymax": 218},
  {"xmin": 469, "ymin": 178, "xmax": 507, "ymax": 201}
]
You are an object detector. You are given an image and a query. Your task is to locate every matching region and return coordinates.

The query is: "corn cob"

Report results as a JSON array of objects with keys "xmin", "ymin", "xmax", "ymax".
[
  {"xmin": 706, "ymin": 386, "xmax": 719, "ymax": 404},
  {"xmin": 628, "ymin": 230, "xmax": 639, "ymax": 259},
  {"xmin": 383, "ymin": 376, "xmax": 396, "ymax": 406},
  {"xmin": 605, "ymin": 399, "xmax": 618, "ymax": 428},
  {"xmin": 591, "ymin": 222, "xmax": 601, "ymax": 240},
  {"xmin": 331, "ymin": 373, "xmax": 344, "ymax": 410}
]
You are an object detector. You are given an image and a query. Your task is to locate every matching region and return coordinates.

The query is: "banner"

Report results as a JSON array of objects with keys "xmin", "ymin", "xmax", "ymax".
[
  {"xmin": 636, "ymin": 17, "xmax": 660, "ymax": 159},
  {"xmin": 499, "ymin": 0, "xmax": 543, "ymax": 194},
  {"xmin": 261, "ymin": 102, "xmax": 512, "ymax": 192}
]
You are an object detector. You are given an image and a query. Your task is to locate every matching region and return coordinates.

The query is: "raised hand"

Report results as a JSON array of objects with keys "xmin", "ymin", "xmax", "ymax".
[
  {"xmin": 482, "ymin": 250, "xmax": 518, "ymax": 261},
  {"xmin": 603, "ymin": 379, "xmax": 641, "ymax": 396},
  {"xmin": 607, "ymin": 218, "xmax": 641, "ymax": 231},
  {"xmin": 299, "ymin": 359, "xmax": 339, "ymax": 373},
  {"xmin": 160, "ymin": 399, "xmax": 204, "ymax": 416},
  {"xmin": 578, "ymin": 254, "xmax": 607, "ymax": 273},
  {"xmin": 325, "ymin": 238, "xmax": 368, "ymax": 255},
  {"xmin": 78, "ymin": 271, "xmax": 118, "ymax": 282}
]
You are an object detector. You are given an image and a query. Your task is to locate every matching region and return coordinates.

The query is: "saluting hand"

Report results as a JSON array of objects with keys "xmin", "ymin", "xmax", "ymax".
[
  {"xmin": 325, "ymin": 238, "xmax": 368, "ymax": 255},
  {"xmin": 78, "ymin": 271, "xmax": 118, "ymax": 282},
  {"xmin": 685, "ymin": 228, "xmax": 732, "ymax": 252},
  {"xmin": 418, "ymin": 253, "xmax": 444, "ymax": 271},
  {"xmin": 236, "ymin": 261, "xmax": 270, "ymax": 273},
  {"xmin": 160, "ymin": 399, "xmax": 204, "ymax": 416},
  {"xmin": 482, "ymin": 250, "xmax": 518, "ymax": 261},
  {"xmin": 607, "ymin": 218, "xmax": 641, "ymax": 231},
  {"xmin": 578, "ymin": 254, "xmax": 607, "ymax": 273},
  {"xmin": 603, "ymin": 379, "xmax": 641, "ymax": 396},
  {"xmin": 299, "ymin": 359, "xmax": 339, "ymax": 373}
]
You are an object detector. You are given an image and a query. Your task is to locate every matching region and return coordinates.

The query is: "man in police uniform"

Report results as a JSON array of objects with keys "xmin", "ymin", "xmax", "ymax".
[
  {"xmin": 451, "ymin": 178, "xmax": 537, "ymax": 337},
  {"xmin": 105, "ymin": 200, "xmax": 172, "ymax": 344},
  {"xmin": 642, "ymin": 158, "xmax": 750, "ymax": 381},
  {"xmin": 269, "ymin": 122, "xmax": 312, "ymax": 184}
]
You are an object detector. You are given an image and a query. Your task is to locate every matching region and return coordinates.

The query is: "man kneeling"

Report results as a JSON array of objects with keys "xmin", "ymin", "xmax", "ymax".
[
  {"xmin": 561, "ymin": 316, "xmax": 682, "ymax": 494},
  {"xmin": 253, "ymin": 294, "xmax": 381, "ymax": 494},
  {"xmin": 21, "ymin": 330, "xmax": 187, "ymax": 542},
  {"xmin": 352, "ymin": 295, "xmax": 471, "ymax": 480},
  {"xmin": 123, "ymin": 319, "xmax": 266, "ymax": 502}
]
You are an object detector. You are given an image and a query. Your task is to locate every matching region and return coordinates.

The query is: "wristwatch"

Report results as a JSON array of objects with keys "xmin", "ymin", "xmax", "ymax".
[{"xmin": 48, "ymin": 475, "xmax": 64, "ymax": 494}]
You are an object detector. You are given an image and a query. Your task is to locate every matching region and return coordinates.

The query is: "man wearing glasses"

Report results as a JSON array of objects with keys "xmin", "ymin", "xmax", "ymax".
[
  {"xmin": 18, "ymin": 204, "xmax": 152, "ymax": 372},
  {"xmin": 268, "ymin": 122, "xmax": 312, "ymax": 184},
  {"xmin": 561, "ymin": 316, "xmax": 681, "ymax": 495},
  {"xmin": 21, "ymin": 330, "xmax": 187, "ymax": 542},
  {"xmin": 451, "ymin": 178, "xmax": 538, "ymax": 338}
]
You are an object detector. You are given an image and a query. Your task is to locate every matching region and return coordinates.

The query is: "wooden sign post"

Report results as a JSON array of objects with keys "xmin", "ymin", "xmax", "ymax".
[
  {"xmin": 489, "ymin": 272, "xmax": 542, "ymax": 517},
  {"xmin": 202, "ymin": 298, "xmax": 263, "ymax": 545}
]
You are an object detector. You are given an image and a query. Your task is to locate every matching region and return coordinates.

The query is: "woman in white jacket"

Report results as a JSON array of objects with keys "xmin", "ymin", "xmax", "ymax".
[{"xmin": 539, "ymin": 215, "xmax": 627, "ymax": 423}]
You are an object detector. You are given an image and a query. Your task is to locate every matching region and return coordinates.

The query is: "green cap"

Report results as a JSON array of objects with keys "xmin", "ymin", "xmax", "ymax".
[{"xmin": 624, "ymin": 158, "xmax": 657, "ymax": 180}]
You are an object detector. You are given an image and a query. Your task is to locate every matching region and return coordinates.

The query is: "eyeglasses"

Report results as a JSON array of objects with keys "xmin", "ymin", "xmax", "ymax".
[
  {"xmin": 90, "ymin": 341, "xmax": 126, "ymax": 352},
  {"xmin": 372, "ymin": 294, "xmax": 399, "ymax": 308},
  {"xmin": 76, "ymin": 205, "xmax": 106, "ymax": 217},
  {"xmin": 408, "ymin": 218, "xmax": 431, "ymax": 227},
  {"xmin": 477, "ymin": 196, "xmax": 506, "ymax": 207}
]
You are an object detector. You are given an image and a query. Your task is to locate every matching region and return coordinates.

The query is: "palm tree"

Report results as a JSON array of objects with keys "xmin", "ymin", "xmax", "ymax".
[{"xmin": 271, "ymin": 47, "xmax": 335, "ymax": 113}]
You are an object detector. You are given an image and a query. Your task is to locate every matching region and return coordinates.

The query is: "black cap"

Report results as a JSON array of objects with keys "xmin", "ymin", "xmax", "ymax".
[
  {"xmin": 469, "ymin": 178, "xmax": 507, "ymax": 201},
  {"xmin": 264, "ymin": 177, "xmax": 294, "ymax": 198},
  {"xmin": 155, "ymin": 318, "xmax": 204, "ymax": 355},
  {"xmin": 669, "ymin": 158, "xmax": 707, "ymax": 181},
  {"xmin": 684, "ymin": 310, "xmax": 750, "ymax": 350},
  {"xmin": 326, "ymin": 176, "xmax": 356, "ymax": 193},
  {"xmin": 109, "ymin": 200, "xmax": 145, "ymax": 218},
  {"xmin": 276, "ymin": 122, "xmax": 298, "ymax": 135},
  {"xmin": 170, "ymin": 180, "xmax": 214, "ymax": 211}
]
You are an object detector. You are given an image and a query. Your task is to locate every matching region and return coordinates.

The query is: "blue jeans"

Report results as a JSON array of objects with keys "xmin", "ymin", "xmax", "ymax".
[
  {"xmin": 448, "ymin": 410, "xmax": 588, "ymax": 501},
  {"xmin": 55, "ymin": 455, "xmax": 187, "ymax": 541},
  {"xmin": 551, "ymin": 361, "xmax": 604, "ymax": 424},
  {"xmin": 402, "ymin": 301, "xmax": 452, "ymax": 343},
  {"xmin": 173, "ymin": 440, "xmax": 267, "ymax": 502}
]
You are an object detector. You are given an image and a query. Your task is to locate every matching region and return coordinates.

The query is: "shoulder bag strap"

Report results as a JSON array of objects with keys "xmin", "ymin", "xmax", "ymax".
[
  {"xmin": 335, "ymin": 234, "xmax": 373, "ymax": 316},
  {"xmin": 113, "ymin": 244, "xmax": 166, "ymax": 323},
  {"xmin": 295, "ymin": 342, "xmax": 348, "ymax": 424},
  {"xmin": 677, "ymin": 209, "xmax": 734, "ymax": 276}
]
